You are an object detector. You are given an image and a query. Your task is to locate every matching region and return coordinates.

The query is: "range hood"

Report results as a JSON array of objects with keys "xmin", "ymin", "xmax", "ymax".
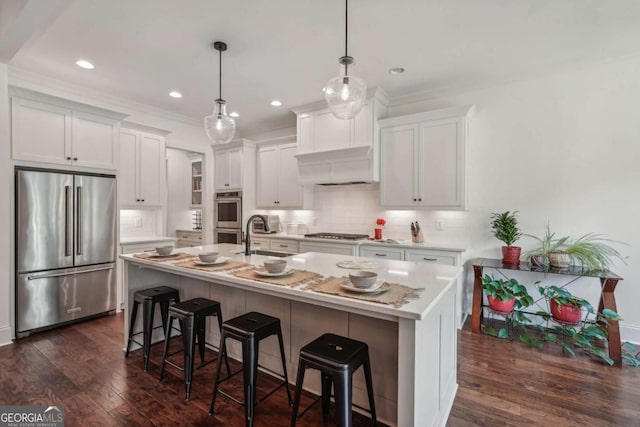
[{"xmin": 294, "ymin": 146, "xmax": 379, "ymax": 185}]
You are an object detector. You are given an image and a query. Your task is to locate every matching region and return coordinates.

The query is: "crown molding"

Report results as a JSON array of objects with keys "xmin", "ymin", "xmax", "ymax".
[{"xmin": 8, "ymin": 66, "xmax": 203, "ymax": 128}]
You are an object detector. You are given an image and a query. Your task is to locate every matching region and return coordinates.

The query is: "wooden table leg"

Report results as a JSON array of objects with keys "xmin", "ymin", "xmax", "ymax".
[
  {"xmin": 598, "ymin": 278, "xmax": 622, "ymax": 366},
  {"xmin": 471, "ymin": 265, "xmax": 484, "ymax": 333}
]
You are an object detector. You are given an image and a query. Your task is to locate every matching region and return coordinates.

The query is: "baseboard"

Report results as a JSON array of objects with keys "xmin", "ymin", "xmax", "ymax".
[
  {"xmin": 621, "ymin": 324, "xmax": 640, "ymax": 345},
  {"xmin": 0, "ymin": 325, "xmax": 13, "ymax": 347}
]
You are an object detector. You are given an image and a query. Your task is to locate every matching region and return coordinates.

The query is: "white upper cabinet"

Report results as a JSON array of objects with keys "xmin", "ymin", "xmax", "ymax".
[
  {"xmin": 214, "ymin": 146, "xmax": 243, "ymax": 190},
  {"xmin": 10, "ymin": 88, "xmax": 126, "ymax": 171},
  {"xmin": 379, "ymin": 105, "xmax": 474, "ymax": 210},
  {"xmin": 118, "ymin": 127, "xmax": 167, "ymax": 207},
  {"xmin": 292, "ymin": 92, "xmax": 385, "ymax": 155},
  {"xmin": 256, "ymin": 143, "xmax": 305, "ymax": 208}
]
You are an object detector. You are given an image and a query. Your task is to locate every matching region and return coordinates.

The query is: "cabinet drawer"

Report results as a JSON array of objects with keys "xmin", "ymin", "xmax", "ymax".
[
  {"xmin": 269, "ymin": 239, "xmax": 299, "ymax": 253},
  {"xmin": 405, "ymin": 249, "xmax": 456, "ymax": 265},
  {"xmin": 359, "ymin": 246, "xmax": 404, "ymax": 261},
  {"xmin": 177, "ymin": 232, "xmax": 202, "ymax": 241},
  {"xmin": 250, "ymin": 237, "xmax": 271, "ymax": 249}
]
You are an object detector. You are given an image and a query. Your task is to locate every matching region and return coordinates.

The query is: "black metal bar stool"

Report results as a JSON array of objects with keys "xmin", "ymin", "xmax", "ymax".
[
  {"xmin": 125, "ymin": 286, "xmax": 181, "ymax": 371},
  {"xmin": 209, "ymin": 311, "xmax": 293, "ymax": 427},
  {"xmin": 290, "ymin": 333, "xmax": 377, "ymax": 427},
  {"xmin": 159, "ymin": 297, "xmax": 230, "ymax": 400}
]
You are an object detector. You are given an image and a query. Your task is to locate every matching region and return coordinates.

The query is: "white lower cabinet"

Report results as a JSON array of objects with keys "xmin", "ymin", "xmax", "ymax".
[
  {"xmin": 299, "ymin": 241, "xmax": 358, "ymax": 256},
  {"xmin": 405, "ymin": 249, "xmax": 456, "ymax": 265},
  {"xmin": 176, "ymin": 230, "xmax": 203, "ymax": 248},
  {"xmin": 269, "ymin": 239, "xmax": 299, "ymax": 253},
  {"xmin": 358, "ymin": 246, "xmax": 404, "ymax": 261}
]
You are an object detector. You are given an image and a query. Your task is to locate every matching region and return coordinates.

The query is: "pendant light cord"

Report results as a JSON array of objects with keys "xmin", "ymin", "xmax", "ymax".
[
  {"xmin": 344, "ymin": 0, "xmax": 349, "ymax": 76},
  {"xmin": 218, "ymin": 47, "xmax": 222, "ymax": 101}
]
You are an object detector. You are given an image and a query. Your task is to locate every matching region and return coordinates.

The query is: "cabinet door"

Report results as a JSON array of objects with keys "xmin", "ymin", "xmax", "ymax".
[
  {"xmin": 352, "ymin": 101, "xmax": 372, "ymax": 148},
  {"xmin": 299, "ymin": 242, "xmax": 358, "ymax": 256},
  {"xmin": 11, "ymin": 98, "xmax": 71, "ymax": 165},
  {"xmin": 404, "ymin": 249, "xmax": 456, "ymax": 265},
  {"xmin": 214, "ymin": 150, "xmax": 228, "ymax": 189},
  {"xmin": 380, "ymin": 124, "xmax": 419, "ymax": 207},
  {"xmin": 118, "ymin": 129, "xmax": 139, "ymax": 205},
  {"xmin": 138, "ymin": 132, "xmax": 164, "ymax": 206},
  {"xmin": 419, "ymin": 119, "xmax": 464, "ymax": 208},
  {"xmin": 297, "ymin": 113, "xmax": 314, "ymax": 154},
  {"xmin": 256, "ymin": 147, "xmax": 279, "ymax": 207},
  {"xmin": 72, "ymin": 111, "xmax": 118, "ymax": 170},
  {"xmin": 315, "ymin": 109, "xmax": 350, "ymax": 152},
  {"xmin": 226, "ymin": 148, "xmax": 243, "ymax": 189},
  {"xmin": 277, "ymin": 144, "xmax": 303, "ymax": 207}
]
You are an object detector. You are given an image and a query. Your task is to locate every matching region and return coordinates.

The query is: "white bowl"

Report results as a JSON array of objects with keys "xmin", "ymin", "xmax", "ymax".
[
  {"xmin": 155, "ymin": 246, "xmax": 173, "ymax": 256},
  {"xmin": 199, "ymin": 252, "xmax": 219, "ymax": 263},
  {"xmin": 348, "ymin": 271, "xmax": 378, "ymax": 289},
  {"xmin": 264, "ymin": 259, "xmax": 287, "ymax": 274}
]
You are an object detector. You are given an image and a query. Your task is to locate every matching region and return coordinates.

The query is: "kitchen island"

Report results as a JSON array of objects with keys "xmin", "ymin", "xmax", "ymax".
[{"xmin": 121, "ymin": 244, "xmax": 462, "ymax": 427}]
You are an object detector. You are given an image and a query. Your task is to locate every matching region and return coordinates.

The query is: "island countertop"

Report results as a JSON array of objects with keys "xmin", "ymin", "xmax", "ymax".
[{"xmin": 120, "ymin": 243, "xmax": 462, "ymax": 321}]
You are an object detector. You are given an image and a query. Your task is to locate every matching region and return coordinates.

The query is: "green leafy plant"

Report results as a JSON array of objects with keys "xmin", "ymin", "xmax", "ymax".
[
  {"xmin": 490, "ymin": 211, "xmax": 521, "ymax": 246},
  {"xmin": 525, "ymin": 284, "xmax": 627, "ymax": 365},
  {"xmin": 481, "ymin": 275, "xmax": 533, "ymax": 339},
  {"xmin": 523, "ymin": 224, "xmax": 626, "ymax": 271}
]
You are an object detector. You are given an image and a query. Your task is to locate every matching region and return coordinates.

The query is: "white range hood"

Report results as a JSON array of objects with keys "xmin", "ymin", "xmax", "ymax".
[
  {"xmin": 294, "ymin": 145, "xmax": 378, "ymax": 185},
  {"xmin": 291, "ymin": 88, "xmax": 388, "ymax": 185}
]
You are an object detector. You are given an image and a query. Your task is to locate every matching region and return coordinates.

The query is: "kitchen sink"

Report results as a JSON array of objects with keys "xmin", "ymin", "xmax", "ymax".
[{"xmin": 236, "ymin": 249, "xmax": 294, "ymax": 257}]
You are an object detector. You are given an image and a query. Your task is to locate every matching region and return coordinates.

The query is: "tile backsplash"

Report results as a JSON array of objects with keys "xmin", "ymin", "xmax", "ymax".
[
  {"xmin": 120, "ymin": 209, "xmax": 161, "ymax": 238},
  {"xmin": 253, "ymin": 183, "xmax": 471, "ymax": 244}
]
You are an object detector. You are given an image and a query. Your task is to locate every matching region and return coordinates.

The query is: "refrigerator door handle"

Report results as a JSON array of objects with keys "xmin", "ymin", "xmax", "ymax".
[
  {"xmin": 64, "ymin": 185, "xmax": 72, "ymax": 257},
  {"xmin": 26, "ymin": 265, "xmax": 114, "ymax": 281},
  {"xmin": 76, "ymin": 186, "xmax": 83, "ymax": 255}
]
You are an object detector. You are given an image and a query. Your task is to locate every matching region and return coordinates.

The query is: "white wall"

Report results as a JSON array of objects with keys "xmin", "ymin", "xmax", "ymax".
[
  {"xmin": 258, "ymin": 55, "xmax": 640, "ymax": 342},
  {"xmin": 0, "ymin": 63, "xmax": 12, "ymax": 345}
]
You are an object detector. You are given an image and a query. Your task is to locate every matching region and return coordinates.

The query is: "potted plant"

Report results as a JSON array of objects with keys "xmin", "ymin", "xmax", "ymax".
[
  {"xmin": 524, "ymin": 225, "xmax": 625, "ymax": 271},
  {"xmin": 482, "ymin": 275, "xmax": 533, "ymax": 313},
  {"xmin": 490, "ymin": 211, "xmax": 522, "ymax": 264},
  {"xmin": 538, "ymin": 285, "xmax": 584, "ymax": 324}
]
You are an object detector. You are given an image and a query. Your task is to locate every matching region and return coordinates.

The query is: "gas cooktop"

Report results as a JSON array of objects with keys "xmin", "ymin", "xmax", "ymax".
[{"xmin": 304, "ymin": 232, "xmax": 369, "ymax": 241}]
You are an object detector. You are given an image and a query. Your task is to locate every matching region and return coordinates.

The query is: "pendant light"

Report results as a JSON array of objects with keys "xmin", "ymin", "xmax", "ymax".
[
  {"xmin": 204, "ymin": 41, "xmax": 236, "ymax": 144},
  {"xmin": 324, "ymin": 0, "xmax": 367, "ymax": 120}
]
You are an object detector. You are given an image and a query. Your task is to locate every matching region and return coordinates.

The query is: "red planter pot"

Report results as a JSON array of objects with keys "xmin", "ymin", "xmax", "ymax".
[
  {"xmin": 502, "ymin": 246, "xmax": 521, "ymax": 264},
  {"xmin": 487, "ymin": 296, "xmax": 516, "ymax": 313},
  {"xmin": 551, "ymin": 299, "xmax": 582, "ymax": 324}
]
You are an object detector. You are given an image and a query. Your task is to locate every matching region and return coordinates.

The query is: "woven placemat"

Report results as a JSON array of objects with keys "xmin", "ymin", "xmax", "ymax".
[
  {"xmin": 304, "ymin": 276, "xmax": 424, "ymax": 308},
  {"xmin": 232, "ymin": 268, "xmax": 323, "ymax": 288},
  {"xmin": 133, "ymin": 252, "xmax": 194, "ymax": 262},
  {"xmin": 174, "ymin": 259, "xmax": 251, "ymax": 272}
]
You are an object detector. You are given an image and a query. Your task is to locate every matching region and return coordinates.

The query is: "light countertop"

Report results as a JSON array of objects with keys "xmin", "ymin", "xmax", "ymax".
[
  {"xmin": 120, "ymin": 236, "xmax": 178, "ymax": 245},
  {"xmin": 120, "ymin": 243, "xmax": 462, "ymax": 321},
  {"xmin": 252, "ymin": 232, "xmax": 467, "ymax": 252}
]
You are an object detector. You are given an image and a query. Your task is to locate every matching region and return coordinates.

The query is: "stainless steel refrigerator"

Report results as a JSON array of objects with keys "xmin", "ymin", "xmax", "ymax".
[{"xmin": 15, "ymin": 168, "xmax": 117, "ymax": 337}]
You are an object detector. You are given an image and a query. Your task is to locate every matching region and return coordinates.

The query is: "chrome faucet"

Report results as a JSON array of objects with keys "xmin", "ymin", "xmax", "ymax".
[{"xmin": 245, "ymin": 215, "xmax": 270, "ymax": 255}]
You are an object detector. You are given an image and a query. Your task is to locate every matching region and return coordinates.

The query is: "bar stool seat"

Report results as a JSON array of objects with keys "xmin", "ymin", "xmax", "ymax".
[
  {"xmin": 290, "ymin": 333, "xmax": 377, "ymax": 427},
  {"xmin": 159, "ymin": 297, "xmax": 230, "ymax": 401},
  {"xmin": 125, "ymin": 286, "xmax": 180, "ymax": 371},
  {"xmin": 209, "ymin": 311, "xmax": 292, "ymax": 427}
]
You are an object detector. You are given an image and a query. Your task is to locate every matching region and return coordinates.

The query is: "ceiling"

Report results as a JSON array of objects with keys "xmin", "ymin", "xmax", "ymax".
[{"xmin": 8, "ymin": 0, "xmax": 640, "ymax": 135}]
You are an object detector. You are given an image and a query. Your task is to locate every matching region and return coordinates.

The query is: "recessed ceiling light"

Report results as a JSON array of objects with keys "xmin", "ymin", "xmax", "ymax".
[
  {"xmin": 76, "ymin": 60, "xmax": 94, "ymax": 69},
  {"xmin": 389, "ymin": 67, "xmax": 405, "ymax": 75},
  {"xmin": 169, "ymin": 91, "xmax": 183, "ymax": 98},
  {"xmin": 229, "ymin": 112, "xmax": 240, "ymax": 118},
  {"xmin": 270, "ymin": 100, "xmax": 282, "ymax": 107}
]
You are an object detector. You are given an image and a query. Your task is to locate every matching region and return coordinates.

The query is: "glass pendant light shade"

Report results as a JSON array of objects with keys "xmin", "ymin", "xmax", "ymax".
[
  {"xmin": 204, "ymin": 41, "xmax": 235, "ymax": 144},
  {"xmin": 204, "ymin": 99, "xmax": 236, "ymax": 144},
  {"xmin": 325, "ymin": 0, "xmax": 367, "ymax": 120},
  {"xmin": 325, "ymin": 65, "xmax": 367, "ymax": 120}
]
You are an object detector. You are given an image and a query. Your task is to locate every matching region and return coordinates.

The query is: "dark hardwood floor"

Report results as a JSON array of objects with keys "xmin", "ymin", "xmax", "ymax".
[{"xmin": 1, "ymin": 313, "xmax": 639, "ymax": 426}]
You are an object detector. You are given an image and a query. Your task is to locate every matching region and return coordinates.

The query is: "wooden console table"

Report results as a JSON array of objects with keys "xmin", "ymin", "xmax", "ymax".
[{"xmin": 471, "ymin": 258, "xmax": 624, "ymax": 365}]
